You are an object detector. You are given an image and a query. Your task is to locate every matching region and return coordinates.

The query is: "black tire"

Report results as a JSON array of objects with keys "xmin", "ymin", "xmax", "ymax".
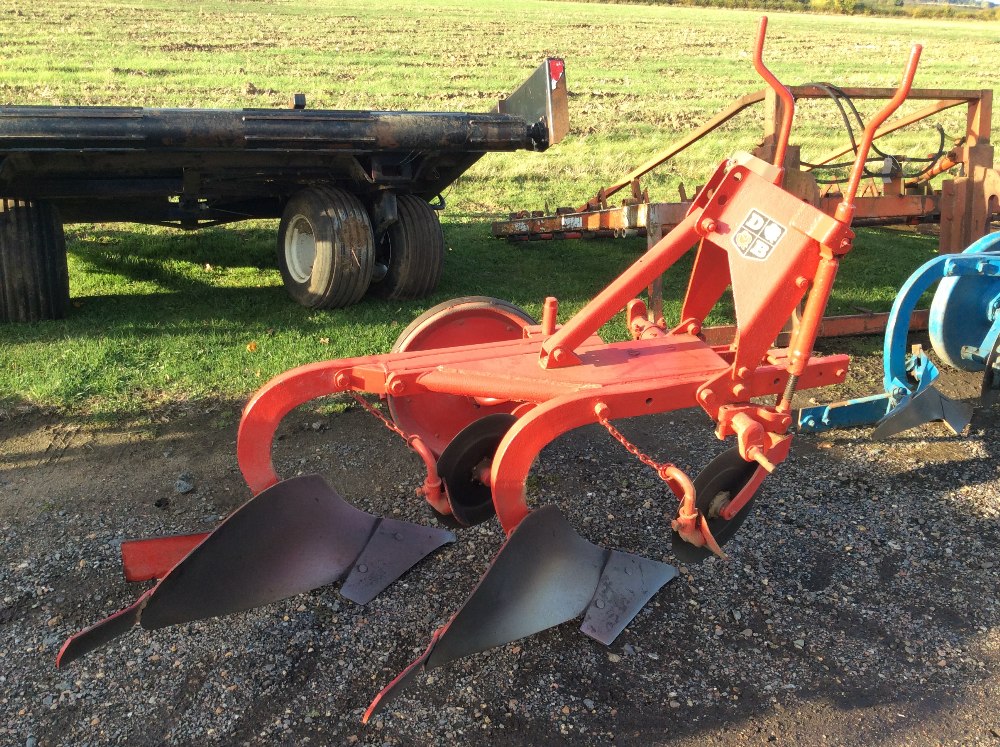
[
  {"xmin": 368, "ymin": 194, "xmax": 444, "ymax": 300},
  {"xmin": 0, "ymin": 199, "xmax": 69, "ymax": 323},
  {"xmin": 277, "ymin": 187, "xmax": 375, "ymax": 309}
]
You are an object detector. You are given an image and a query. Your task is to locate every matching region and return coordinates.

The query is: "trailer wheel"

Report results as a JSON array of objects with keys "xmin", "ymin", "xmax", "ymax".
[
  {"xmin": 278, "ymin": 187, "xmax": 375, "ymax": 309},
  {"xmin": 369, "ymin": 194, "xmax": 444, "ymax": 300},
  {"xmin": 0, "ymin": 199, "xmax": 69, "ymax": 323}
]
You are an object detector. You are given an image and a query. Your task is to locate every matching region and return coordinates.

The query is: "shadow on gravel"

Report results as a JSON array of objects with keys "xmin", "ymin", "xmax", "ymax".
[{"xmin": 2, "ymin": 395, "xmax": 998, "ymax": 746}]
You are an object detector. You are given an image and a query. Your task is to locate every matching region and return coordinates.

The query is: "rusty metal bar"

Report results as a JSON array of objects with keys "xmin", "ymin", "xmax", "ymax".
[
  {"xmin": 573, "ymin": 88, "xmax": 982, "ymax": 212},
  {"xmin": 803, "ymin": 97, "xmax": 967, "ymax": 171},
  {"xmin": 788, "ymin": 87, "xmax": 985, "ymax": 101},
  {"xmin": 576, "ymin": 91, "xmax": 767, "ymax": 210},
  {"xmin": 702, "ymin": 309, "xmax": 931, "ymax": 346}
]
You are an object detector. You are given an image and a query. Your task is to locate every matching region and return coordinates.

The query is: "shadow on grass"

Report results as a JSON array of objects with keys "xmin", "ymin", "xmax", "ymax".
[
  {"xmin": 48, "ymin": 222, "xmax": 669, "ymax": 339},
  {"xmin": 2, "ymin": 220, "xmax": 941, "ymax": 418},
  {"xmin": 57, "ymin": 221, "xmax": 936, "ymax": 333}
]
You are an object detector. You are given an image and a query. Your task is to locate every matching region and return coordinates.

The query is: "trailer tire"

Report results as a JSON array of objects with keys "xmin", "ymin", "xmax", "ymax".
[
  {"xmin": 368, "ymin": 194, "xmax": 444, "ymax": 300},
  {"xmin": 278, "ymin": 187, "xmax": 375, "ymax": 309},
  {"xmin": 0, "ymin": 199, "xmax": 69, "ymax": 323}
]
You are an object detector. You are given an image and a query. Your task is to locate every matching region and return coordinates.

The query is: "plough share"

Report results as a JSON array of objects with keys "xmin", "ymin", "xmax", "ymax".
[{"xmin": 57, "ymin": 20, "xmax": 924, "ymax": 721}]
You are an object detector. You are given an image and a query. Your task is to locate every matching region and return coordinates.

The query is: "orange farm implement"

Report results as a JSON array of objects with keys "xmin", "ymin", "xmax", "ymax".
[
  {"xmin": 58, "ymin": 20, "xmax": 924, "ymax": 721},
  {"xmin": 493, "ymin": 66, "xmax": 997, "ymax": 343}
]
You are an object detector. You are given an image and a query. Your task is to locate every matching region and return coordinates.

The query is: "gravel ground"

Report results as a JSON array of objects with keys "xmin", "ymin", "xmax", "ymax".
[{"xmin": 2, "ymin": 338, "xmax": 998, "ymax": 746}]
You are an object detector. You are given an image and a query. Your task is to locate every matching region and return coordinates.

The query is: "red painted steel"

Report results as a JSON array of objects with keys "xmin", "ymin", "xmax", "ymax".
[
  {"xmin": 234, "ymin": 21, "xmax": 920, "ymax": 554},
  {"xmin": 752, "ymin": 17, "xmax": 794, "ymax": 170},
  {"xmin": 387, "ymin": 298, "xmax": 536, "ymax": 457},
  {"xmin": 121, "ymin": 533, "xmax": 209, "ymax": 582}
]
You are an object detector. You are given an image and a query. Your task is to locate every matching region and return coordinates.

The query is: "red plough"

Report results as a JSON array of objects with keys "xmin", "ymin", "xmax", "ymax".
[{"xmin": 59, "ymin": 19, "xmax": 922, "ymax": 721}]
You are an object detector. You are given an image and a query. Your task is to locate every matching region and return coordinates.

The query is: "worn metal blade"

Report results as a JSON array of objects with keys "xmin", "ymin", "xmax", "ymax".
[
  {"xmin": 59, "ymin": 475, "xmax": 455, "ymax": 665},
  {"xmin": 56, "ymin": 590, "xmax": 152, "ymax": 668},
  {"xmin": 872, "ymin": 385, "xmax": 974, "ymax": 439},
  {"xmin": 141, "ymin": 475, "xmax": 378, "ymax": 629},
  {"xmin": 340, "ymin": 517, "xmax": 456, "ymax": 605},
  {"xmin": 580, "ymin": 549, "xmax": 677, "ymax": 645},
  {"xmin": 365, "ymin": 505, "xmax": 676, "ymax": 719},
  {"xmin": 424, "ymin": 505, "xmax": 606, "ymax": 668}
]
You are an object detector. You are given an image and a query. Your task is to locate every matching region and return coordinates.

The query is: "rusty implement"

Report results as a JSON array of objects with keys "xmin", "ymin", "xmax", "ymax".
[{"xmin": 58, "ymin": 475, "xmax": 454, "ymax": 667}]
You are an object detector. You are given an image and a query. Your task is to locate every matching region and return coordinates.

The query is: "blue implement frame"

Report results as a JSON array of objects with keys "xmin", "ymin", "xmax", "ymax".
[{"xmin": 798, "ymin": 232, "xmax": 1000, "ymax": 434}]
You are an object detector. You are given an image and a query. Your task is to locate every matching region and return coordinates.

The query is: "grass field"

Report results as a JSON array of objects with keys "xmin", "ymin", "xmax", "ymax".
[{"xmin": 1, "ymin": 0, "xmax": 996, "ymax": 413}]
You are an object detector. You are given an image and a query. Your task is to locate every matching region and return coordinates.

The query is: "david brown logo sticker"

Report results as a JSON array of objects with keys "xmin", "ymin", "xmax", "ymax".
[{"xmin": 732, "ymin": 209, "xmax": 786, "ymax": 261}]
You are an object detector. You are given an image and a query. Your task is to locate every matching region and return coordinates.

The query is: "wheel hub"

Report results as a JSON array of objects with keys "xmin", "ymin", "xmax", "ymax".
[
  {"xmin": 285, "ymin": 215, "xmax": 316, "ymax": 283},
  {"xmin": 670, "ymin": 447, "xmax": 762, "ymax": 564},
  {"xmin": 436, "ymin": 414, "xmax": 517, "ymax": 527}
]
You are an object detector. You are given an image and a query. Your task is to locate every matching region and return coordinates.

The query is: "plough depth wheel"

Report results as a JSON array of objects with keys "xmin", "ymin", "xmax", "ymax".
[
  {"xmin": 387, "ymin": 296, "xmax": 536, "ymax": 456},
  {"xmin": 670, "ymin": 447, "xmax": 766, "ymax": 564}
]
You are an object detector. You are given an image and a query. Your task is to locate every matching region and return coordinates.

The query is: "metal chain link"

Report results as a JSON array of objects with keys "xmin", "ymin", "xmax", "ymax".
[
  {"xmin": 350, "ymin": 393, "xmax": 407, "ymax": 440},
  {"xmin": 596, "ymin": 409, "xmax": 675, "ymax": 483}
]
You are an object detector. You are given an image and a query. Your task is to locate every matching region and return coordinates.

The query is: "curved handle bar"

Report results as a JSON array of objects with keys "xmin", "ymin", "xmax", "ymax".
[
  {"xmin": 837, "ymin": 44, "xmax": 923, "ymax": 222},
  {"xmin": 753, "ymin": 16, "xmax": 795, "ymax": 172}
]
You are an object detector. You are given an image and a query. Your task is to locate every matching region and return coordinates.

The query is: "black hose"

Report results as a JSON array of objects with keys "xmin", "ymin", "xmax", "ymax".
[{"xmin": 796, "ymin": 82, "xmax": 948, "ymax": 182}]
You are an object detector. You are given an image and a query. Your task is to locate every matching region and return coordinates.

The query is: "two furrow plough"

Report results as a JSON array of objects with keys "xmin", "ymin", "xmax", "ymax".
[{"xmin": 57, "ymin": 20, "xmax": 923, "ymax": 721}]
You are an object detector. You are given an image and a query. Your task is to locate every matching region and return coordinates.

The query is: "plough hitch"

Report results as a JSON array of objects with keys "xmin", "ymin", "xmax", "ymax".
[{"xmin": 58, "ymin": 18, "xmax": 924, "ymax": 723}]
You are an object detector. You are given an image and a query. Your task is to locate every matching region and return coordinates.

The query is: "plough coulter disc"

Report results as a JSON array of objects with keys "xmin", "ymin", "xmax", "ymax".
[
  {"xmin": 387, "ymin": 296, "xmax": 536, "ymax": 456},
  {"xmin": 436, "ymin": 413, "xmax": 517, "ymax": 527},
  {"xmin": 671, "ymin": 447, "xmax": 764, "ymax": 564}
]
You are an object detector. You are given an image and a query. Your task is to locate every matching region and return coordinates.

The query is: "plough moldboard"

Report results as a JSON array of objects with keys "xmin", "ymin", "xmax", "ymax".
[{"xmin": 57, "ymin": 19, "xmax": 928, "ymax": 721}]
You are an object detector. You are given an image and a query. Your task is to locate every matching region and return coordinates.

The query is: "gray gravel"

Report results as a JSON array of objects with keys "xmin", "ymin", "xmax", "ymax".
[{"xmin": 1, "ymin": 346, "xmax": 998, "ymax": 745}]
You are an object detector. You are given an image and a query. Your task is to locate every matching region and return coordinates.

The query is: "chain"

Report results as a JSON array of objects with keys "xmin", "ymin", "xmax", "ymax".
[
  {"xmin": 596, "ymin": 409, "xmax": 676, "ymax": 484},
  {"xmin": 350, "ymin": 393, "xmax": 407, "ymax": 440}
]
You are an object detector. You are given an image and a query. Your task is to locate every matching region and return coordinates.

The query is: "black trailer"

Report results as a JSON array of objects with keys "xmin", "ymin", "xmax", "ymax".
[{"xmin": 0, "ymin": 59, "xmax": 568, "ymax": 322}]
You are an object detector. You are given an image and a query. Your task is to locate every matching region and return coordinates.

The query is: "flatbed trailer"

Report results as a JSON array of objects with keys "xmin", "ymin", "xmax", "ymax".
[{"xmin": 0, "ymin": 59, "xmax": 568, "ymax": 322}]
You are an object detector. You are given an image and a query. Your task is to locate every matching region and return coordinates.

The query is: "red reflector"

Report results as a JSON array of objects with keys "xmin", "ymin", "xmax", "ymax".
[{"xmin": 548, "ymin": 58, "xmax": 565, "ymax": 83}]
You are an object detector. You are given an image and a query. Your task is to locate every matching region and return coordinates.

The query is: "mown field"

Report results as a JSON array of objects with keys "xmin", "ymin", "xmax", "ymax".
[{"xmin": 0, "ymin": 0, "xmax": 996, "ymax": 413}]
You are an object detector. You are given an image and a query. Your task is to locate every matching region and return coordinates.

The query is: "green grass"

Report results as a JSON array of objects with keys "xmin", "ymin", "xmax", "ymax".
[{"xmin": 0, "ymin": 0, "xmax": 995, "ymax": 413}]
